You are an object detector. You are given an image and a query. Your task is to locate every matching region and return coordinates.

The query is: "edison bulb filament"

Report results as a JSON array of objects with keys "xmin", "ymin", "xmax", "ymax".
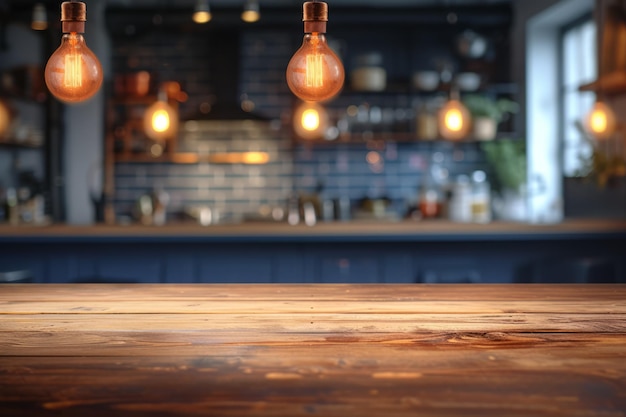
[
  {"xmin": 45, "ymin": 33, "xmax": 103, "ymax": 103},
  {"xmin": 286, "ymin": 1, "xmax": 344, "ymax": 102},
  {"xmin": 287, "ymin": 33, "xmax": 344, "ymax": 102}
]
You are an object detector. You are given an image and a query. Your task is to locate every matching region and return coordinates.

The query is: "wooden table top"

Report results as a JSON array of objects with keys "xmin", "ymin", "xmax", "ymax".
[{"xmin": 1, "ymin": 284, "xmax": 625, "ymax": 416}]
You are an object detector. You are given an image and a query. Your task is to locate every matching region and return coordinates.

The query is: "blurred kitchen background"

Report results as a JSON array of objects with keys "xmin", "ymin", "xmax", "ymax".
[{"xmin": 0, "ymin": 0, "xmax": 625, "ymax": 227}]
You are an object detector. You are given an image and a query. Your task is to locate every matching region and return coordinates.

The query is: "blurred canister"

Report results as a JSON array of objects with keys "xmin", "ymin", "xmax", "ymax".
[
  {"xmin": 351, "ymin": 53, "xmax": 386, "ymax": 92},
  {"xmin": 416, "ymin": 101, "xmax": 438, "ymax": 140},
  {"xmin": 470, "ymin": 170, "xmax": 492, "ymax": 223},
  {"xmin": 448, "ymin": 175, "xmax": 472, "ymax": 222},
  {"xmin": 334, "ymin": 197, "xmax": 351, "ymax": 221}
]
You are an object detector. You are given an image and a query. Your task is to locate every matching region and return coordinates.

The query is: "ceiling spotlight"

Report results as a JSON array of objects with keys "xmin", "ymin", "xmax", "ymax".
[
  {"xmin": 193, "ymin": 0, "xmax": 212, "ymax": 24},
  {"xmin": 31, "ymin": 3, "xmax": 48, "ymax": 31},
  {"xmin": 241, "ymin": 0, "xmax": 260, "ymax": 23}
]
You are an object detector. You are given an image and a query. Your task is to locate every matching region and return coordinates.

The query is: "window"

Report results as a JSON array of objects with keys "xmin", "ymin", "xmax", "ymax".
[{"xmin": 560, "ymin": 17, "xmax": 596, "ymax": 177}]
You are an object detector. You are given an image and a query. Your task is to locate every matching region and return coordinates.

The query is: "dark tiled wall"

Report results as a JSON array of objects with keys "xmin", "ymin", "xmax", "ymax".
[{"xmin": 111, "ymin": 29, "xmax": 489, "ymax": 220}]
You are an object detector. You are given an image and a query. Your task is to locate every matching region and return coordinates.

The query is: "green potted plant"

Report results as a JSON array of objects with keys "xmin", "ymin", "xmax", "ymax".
[
  {"xmin": 481, "ymin": 139, "xmax": 527, "ymax": 221},
  {"xmin": 462, "ymin": 95, "xmax": 519, "ymax": 140}
]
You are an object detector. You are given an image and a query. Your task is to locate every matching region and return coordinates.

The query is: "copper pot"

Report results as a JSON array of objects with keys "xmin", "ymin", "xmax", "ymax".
[{"xmin": 114, "ymin": 71, "xmax": 151, "ymax": 97}]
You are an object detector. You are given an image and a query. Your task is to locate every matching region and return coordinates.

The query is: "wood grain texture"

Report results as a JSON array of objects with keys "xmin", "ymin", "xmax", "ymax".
[{"xmin": 1, "ymin": 284, "xmax": 625, "ymax": 416}]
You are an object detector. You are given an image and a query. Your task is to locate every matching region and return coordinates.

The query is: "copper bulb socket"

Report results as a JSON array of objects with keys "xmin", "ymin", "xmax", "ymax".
[
  {"xmin": 61, "ymin": 1, "xmax": 87, "ymax": 33},
  {"xmin": 303, "ymin": 1, "xmax": 328, "ymax": 33}
]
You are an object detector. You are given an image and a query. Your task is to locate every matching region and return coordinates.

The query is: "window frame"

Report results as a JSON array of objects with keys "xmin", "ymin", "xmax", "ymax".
[{"xmin": 558, "ymin": 12, "xmax": 595, "ymax": 178}]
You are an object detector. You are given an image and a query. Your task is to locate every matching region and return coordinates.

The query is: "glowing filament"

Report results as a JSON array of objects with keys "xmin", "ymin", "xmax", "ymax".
[
  {"xmin": 306, "ymin": 54, "xmax": 323, "ymax": 88},
  {"xmin": 302, "ymin": 109, "xmax": 320, "ymax": 131},
  {"xmin": 64, "ymin": 52, "xmax": 82, "ymax": 88},
  {"xmin": 152, "ymin": 110, "xmax": 171, "ymax": 133}
]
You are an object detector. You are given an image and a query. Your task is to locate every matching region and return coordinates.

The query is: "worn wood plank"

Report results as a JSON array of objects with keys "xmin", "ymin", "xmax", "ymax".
[
  {"xmin": 1, "ymin": 284, "xmax": 625, "ymax": 417},
  {"xmin": 1, "ymin": 347, "xmax": 625, "ymax": 417},
  {"xmin": 2, "ymin": 300, "xmax": 625, "ymax": 315},
  {"xmin": 1, "ymin": 284, "xmax": 626, "ymax": 303}
]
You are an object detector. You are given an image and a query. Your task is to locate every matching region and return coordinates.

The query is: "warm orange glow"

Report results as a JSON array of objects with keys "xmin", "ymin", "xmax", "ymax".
[
  {"xmin": 144, "ymin": 100, "xmax": 178, "ymax": 141},
  {"xmin": 294, "ymin": 102, "xmax": 328, "ymax": 139},
  {"xmin": 590, "ymin": 110, "xmax": 607, "ymax": 133},
  {"xmin": 241, "ymin": 10, "xmax": 260, "ymax": 23},
  {"xmin": 45, "ymin": 33, "xmax": 102, "ymax": 103},
  {"xmin": 445, "ymin": 108, "xmax": 464, "ymax": 132},
  {"xmin": 585, "ymin": 101, "xmax": 616, "ymax": 140},
  {"xmin": 286, "ymin": 33, "xmax": 344, "ymax": 102},
  {"xmin": 242, "ymin": 152, "xmax": 270, "ymax": 164},
  {"xmin": 306, "ymin": 53, "xmax": 324, "ymax": 88},
  {"xmin": 302, "ymin": 109, "xmax": 320, "ymax": 131},
  {"xmin": 241, "ymin": 0, "xmax": 260, "ymax": 23},
  {"xmin": 193, "ymin": 11, "xmax": 212, "ymax": 23},
  {"xmin": 207, "ymin": 152, "xmax": 270, "ymax": 165},
  {"xmin": 63, "ymin": 47, "xmax": 82, "ymax": 88},
  {"xmin": 0, "ymin": 101, "xmax": 11, "ymax": 136},
  {"xmin": 438, "ymin": 99, "xmax": 471, "ymax": 140},
  {"xmin": 152, "ymin": 110, "xmax": 171, "ymax": 133}
]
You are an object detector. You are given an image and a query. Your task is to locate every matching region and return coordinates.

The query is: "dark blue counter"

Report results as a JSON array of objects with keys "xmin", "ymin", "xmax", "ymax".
[{"xmin": 1, "ymin": 220, "xmax": 625, "ymax": 284}]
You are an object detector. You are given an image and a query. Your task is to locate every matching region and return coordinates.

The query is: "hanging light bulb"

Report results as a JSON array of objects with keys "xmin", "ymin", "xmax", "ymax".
[
  {"xmin": 144, "ymin": 90, "xmax": 178, "ymax": 142},
  {"xmin": 438, "ymin": 90, "xmax": 471, "ymax": 140},
  {"xmin": 286, "ymin": 1, "xmax": 345, "ymax": 102},
  {"xmin": 584, "ymin": 100, "xmax": 617, "ymax": 140},
  {"xmin": 241, "ymin": 0, "xmax": 261, "ymax": 23},
  {"xmin": 293, "ymin": 101, "xmax": 328, "ymax": 139},
  {"xmin": 31, "ymin": 3, "xmax": 48, "ymax": 31},
  {"xmin": 193, "ymin": 0, "xmax": 212, "ymax": 24},
  {"xmin": 44, "ymin": 1, "xmax": 103, "ymax": 104}
]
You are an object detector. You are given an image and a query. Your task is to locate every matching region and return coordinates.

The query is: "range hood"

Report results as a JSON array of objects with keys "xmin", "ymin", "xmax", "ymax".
[
  {"xmin": 187, "ymin": 30, "xmax": 268, "ymax": 122},
  {"xmin": 579, "ymin": 1, "xmax": 626, "ymax": 96}
]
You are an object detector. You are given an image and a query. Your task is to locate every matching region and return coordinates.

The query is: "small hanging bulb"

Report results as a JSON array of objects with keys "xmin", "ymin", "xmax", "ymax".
[
  {"xmin": 144, "ymin": 89, "xmax": 178, "ymax": 142},
  {"xmin": 302, "ymin": 109, "xmax": 320, "ymax": 131},
  {"xmin": 584, "ymin": 100, "xmax": 617, "ymax": 140},
  {"xmin": 241, "ymin": 0, "xmax": 260, "ymax": 23},
  {"xmin": 44, "ymin": 1, "xmax": 103, "ymax": 104},
  {"xmin": 286, "ymin": 1, "xmax": 345, "ymax": 102},
  {"xmin": 31, "ymin": 3, "xmax": 48, "ymax": 31},
  {"xmin": 193, "ymin": 0, "xmax": 212, "ymax": 24},
  {"xmin": 293, "ymin": 101, "xmax": 328, "ymax": 139},
  {"xmin": 438, "ymin": 90, "xmax": 471, "ymax": 140}
]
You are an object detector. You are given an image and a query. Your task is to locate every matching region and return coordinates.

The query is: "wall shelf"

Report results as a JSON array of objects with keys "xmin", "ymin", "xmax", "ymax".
[{"xmin": 0, "ymin": 140, "xmax": 42, "ymax": 149}]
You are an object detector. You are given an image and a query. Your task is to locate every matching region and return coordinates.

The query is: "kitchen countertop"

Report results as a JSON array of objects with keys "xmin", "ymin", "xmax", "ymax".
[
  {"xmin": 1, "ymin": 219, "xmax": 626, "ymax": 243},
  {"xmin": 1, "ymin": 284, "xmax": 625, "ymax": 416}
]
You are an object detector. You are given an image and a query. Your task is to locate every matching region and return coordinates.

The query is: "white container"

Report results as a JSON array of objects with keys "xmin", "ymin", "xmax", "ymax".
[
  {"xmin": 455, "ymin": 72, "xmax": 481, "ymax": 91},
  {"xmin": 351, "ymin": 67, "xmax": 387, "ymax": 92},
  {"xmin": 449, "ymin": 175, "xmax": 473, "ymax": 222},
  {"xmin": 473, "ymin": 117, "xmax": 497, "ymax": 141},
  {"xmin": 351, "ymin": 52, "xmax": 386, "ymax": 92},
  {"xmin": 470, "ymin": 170, "xmax": 492, "ymax": 223},
  {"xmin": 412, "ymin": 71, "xmax": 439, "ymax": 91}
]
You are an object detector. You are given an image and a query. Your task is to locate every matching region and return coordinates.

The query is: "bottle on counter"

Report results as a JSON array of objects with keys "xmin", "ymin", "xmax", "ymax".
[
  {"xmin": 5, "ymin": 188, "xmax": 19, "ymax": 225},
  {"xmin": 415, "ymin": 100, "xmax": 438, "ymax": 141},
  {"xmin": 470, "ymin": 170, "xmax": 492, "ymax": 223},
  {"xmin": 419, "ymin": 180, "xmax": 441, "ymax": 219},
  {"xmin": 448, "ymin": 175, "xmax": 472, "ymax": 223}
]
